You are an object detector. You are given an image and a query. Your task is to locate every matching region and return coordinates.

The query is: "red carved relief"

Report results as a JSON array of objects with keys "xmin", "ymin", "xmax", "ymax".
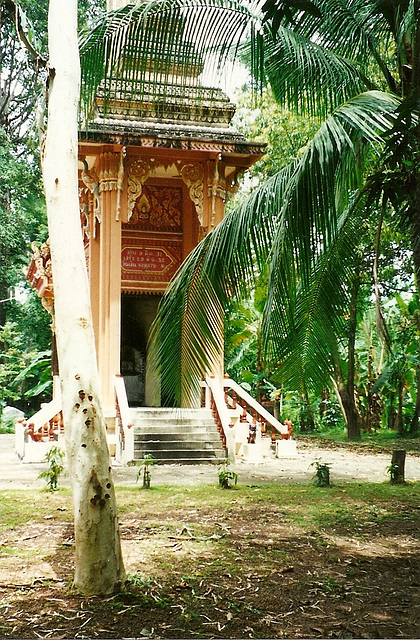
[{"xmin": 128, "ymin": 185, "xmax": 182, "ymax": 232}]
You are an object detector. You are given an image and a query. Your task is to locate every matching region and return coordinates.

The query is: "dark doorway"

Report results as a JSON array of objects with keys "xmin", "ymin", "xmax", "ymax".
[{"xmin": 121, "ymin": 293, "xmax": 161, "ymax": 406}]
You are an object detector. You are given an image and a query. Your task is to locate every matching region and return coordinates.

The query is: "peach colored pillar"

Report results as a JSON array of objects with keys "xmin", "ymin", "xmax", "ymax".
[{"xmin": 96, "ymin": 151, "xmax": 123, "ymax": 417}]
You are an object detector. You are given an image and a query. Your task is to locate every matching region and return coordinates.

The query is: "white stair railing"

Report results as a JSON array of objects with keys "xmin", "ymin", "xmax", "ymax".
[
  {"xmin": 202, "ymin": 375, "xmax": 291, "ymax": 460},
  {"xmin": 15, "ymin": 377, "xmax": 63, "ymax": 460},
  {"xmin": 114, "ymin": 374, "xmax": 134, "ymax": 464},
  {"xmin": 16, "ymin": 375, "xmax": 130, "ymax": 462},
  {"xmin": 204, "ymin": 375, "xmax": 235, "ymax": 460}
]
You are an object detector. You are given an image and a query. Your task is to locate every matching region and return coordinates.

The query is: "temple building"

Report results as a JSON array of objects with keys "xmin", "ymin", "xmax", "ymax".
[{"xmin": 22, "ymin": 2, "xmax": 298, "ymax": 465}]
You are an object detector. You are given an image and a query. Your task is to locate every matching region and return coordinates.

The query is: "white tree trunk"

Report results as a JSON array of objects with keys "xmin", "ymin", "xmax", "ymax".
[{"xmin": 43, "ymin": 0, "xmax": 126, "ymax": 595}]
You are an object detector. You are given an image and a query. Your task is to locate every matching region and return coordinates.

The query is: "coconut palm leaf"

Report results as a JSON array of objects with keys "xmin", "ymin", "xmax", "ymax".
[
  {"xmin": 259, "ymin": 92, "xmax": 398, "ymax": 389},
  {"xmin": 264, "ymin": 29, "xmax": 374, "ymax": 117},
  {"xmin": 266, "ymin": 200, "xmax": 369, "ymax": 393},
  {"xmin": 148, "ymin": 162, "xmax": 297, "ymax": 406},
  {"xmin": 260, "ymin": 0, "xmax": 401, "ymax": 114},
  {"xmin": 268, "ymin": 91, "xmax": 398, "ymax": 278},
  {"xmin": 151, "ymin": 90, "xmax": 398, "ymax": 405}
]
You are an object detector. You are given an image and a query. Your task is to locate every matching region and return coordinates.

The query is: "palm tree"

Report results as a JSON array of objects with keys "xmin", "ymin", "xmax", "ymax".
[{"xmin": 80, "ymin": 0, "xmax": 419, "ymax": 439}]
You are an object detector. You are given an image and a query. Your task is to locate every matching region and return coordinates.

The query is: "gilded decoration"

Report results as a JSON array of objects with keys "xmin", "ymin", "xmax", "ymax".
[
  {"xmin": 78, "ymin": 186, "xmax": 91, "ymax": 243},
  {"xmin": 98, "ymin": 151, "xmax": 121, "ymax": 191},
  {"xmin": 129, "ymin": 185, "xmax": 182, "ymax": 231},
  {"xmin": 127, "ymin": 156, "xmax": 205, "ymax": 224},
  {"xmin": 127, "ymin": 157, "xmax": 153, "ymax": 220},
  {"xmin": 25, "ymin": 240, "xmax": 54, "ymax": 315},
  {"xmin": 116, "ymin": 148, "xmax": 125, "ymax": 220},
  {"xmin": 95, "ymin": 150, "xmax": 126, "ymax": 221},
  {"xmin": 208, "ymin": 158, "xmax": 226, "ymax": 229},
  {"xmin": 178, "ymin": 162, "xmax": 204, "ymax": 225},
  {"xmin": 81, "ymin": 160, "xmax": 101, "ymax": 225}
]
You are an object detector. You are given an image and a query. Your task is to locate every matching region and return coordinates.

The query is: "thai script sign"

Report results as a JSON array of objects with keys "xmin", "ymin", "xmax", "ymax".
[
  {"xmin": 122, "ymin": 246, "xmax": 173, "ymax": 274},
  {"xmin": 121, "ymin": 230, "xmax": 182, "ymax": 293}
]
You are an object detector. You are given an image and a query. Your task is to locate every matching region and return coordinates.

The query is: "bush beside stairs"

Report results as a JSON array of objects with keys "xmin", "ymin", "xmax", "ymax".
[{"xmin": 130, "ymin": 407, "xmax": 227, "ymax": 464}]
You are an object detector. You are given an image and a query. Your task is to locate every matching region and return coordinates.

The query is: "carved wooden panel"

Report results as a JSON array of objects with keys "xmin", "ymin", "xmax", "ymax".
[{"xmin": 128, "ymin": 185, "xmax": 182, "ymax": 232}]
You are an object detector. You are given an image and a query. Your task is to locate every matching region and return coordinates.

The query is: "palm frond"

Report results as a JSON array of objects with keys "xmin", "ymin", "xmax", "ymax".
[
  {"xmin": 149, "ymin": 163, "xmax": 296, "ymax": 405},
  {"xmin": 148, "ymin": 237, "xmax": 224, "ymax": 407},
  {"xmin": 316, "ymin": 0, "xmax": 399, "ymax": 93},
  {"xmin": 260, "ymin": 91, "xmax": 399, "ymax": 389},
  {"xmin": 265, "ymin": 28, "xmax": 373, "ymax": 117},
  {"xmin": 266, "ymin": 91, "xmax": 398, "ymax": 287},
  {"xmin": 266, "ymin": 200, "xmax": 368, "ymax": 393},
  {"xmin": 151, "ymin": 90, "xmax": 398, "ymax": 404},
  {"xmin": 260, "ymin": 0, "xmax": 399, "ymax": 111}
]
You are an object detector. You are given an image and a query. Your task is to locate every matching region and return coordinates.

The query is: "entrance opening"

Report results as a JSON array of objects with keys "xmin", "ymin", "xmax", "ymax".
[{"xmin": 121, "ymin": 293, "xmax": 161, "ymax": 406}]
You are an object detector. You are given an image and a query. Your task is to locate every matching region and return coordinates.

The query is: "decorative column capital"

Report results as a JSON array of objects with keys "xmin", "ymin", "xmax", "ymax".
[
  {"xmin": 126, "ymin": 157, "xmax": 153, "ymax": 221},
  {"xmin": 178, "ymin": 162, "xmax": 205, "ymax": 226},
  {"xmin": 97, "ymin": 151, "xmax": 123, "ymax": 192}
]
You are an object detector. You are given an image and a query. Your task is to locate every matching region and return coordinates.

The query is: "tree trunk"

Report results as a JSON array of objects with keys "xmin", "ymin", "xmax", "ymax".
[
  {"xmin": 331, "ymin": 273, "xmax": 361, "ymax": 440},
  {"xmin": 43, "ymin": 0, "xmax": 125, "ymax": 595},
  {"xmin": 390, "ymin": 449, "xmax": 406, "ymax": 485},
  {"xmin": 299, "ymin": 389, "xmax": 315, "ymax": 432},
  {"xmin": 335, "ymin": 379, "xmax": 361, "ymax": 440},
  {"xmin": 394, "ymin": 378, "xmax": 406, "ymax": 435}
]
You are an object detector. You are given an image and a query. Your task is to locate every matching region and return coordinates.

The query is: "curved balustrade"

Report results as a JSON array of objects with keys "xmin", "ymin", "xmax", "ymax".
[
  {"xmin": 202, "ymin": 375, "xmax": 295, "ymax": 461},
  {"xmin": 114, "ymin": 374, "xmax": 134, "ymax": 464},
  {"xmin": 15, "ymin": 375, "xmax": 129, "ymax": 462}
]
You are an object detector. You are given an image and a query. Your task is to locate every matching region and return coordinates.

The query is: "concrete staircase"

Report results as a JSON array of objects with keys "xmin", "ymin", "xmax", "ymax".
[{"xmin": 130, "ymin": 407, "xmax": 227, "ymax": 464}]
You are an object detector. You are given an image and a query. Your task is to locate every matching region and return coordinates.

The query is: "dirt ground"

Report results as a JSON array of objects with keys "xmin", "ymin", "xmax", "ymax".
[
  {"xmin": 2, "ymin": 434, "xmax": 420, "ymax": 489},
  {"xmin": 0, "ymin": 435, "xmax": 420, "ymax": 639}
]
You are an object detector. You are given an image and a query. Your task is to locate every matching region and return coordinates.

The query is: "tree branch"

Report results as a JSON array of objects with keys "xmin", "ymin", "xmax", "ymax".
[{"xmin": 4, "ymin": 0, "xmax": 48, "ymax": 69}]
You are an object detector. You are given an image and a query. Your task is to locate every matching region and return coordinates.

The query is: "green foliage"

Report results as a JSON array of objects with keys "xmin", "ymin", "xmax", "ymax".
[
  {"xmin": 0, "ymin": 130, "xmax": 47, "ymax": 304},
  {"xmin": 7, "ymin": 290, "xmax": 52, "ymax": 355},
  {"xmin": 0, "ymin": 418, "xmax": 15, "ymax": 434},
  {"xmin": 360, "ymin": 295, "xmax": 420, "ymax": 434},
  {"xmin": 224, "ymin": 284, "xmax": 274, "ymax": 398},
  {"xmin": 218, "ymin": 459, "xmax": 238, "ymax": 489},
  {"xmin": 0, "ymin": 322, "xmax": 52, "ymax": 416},
  {"xmin": 233, "ymin": 88, "xmax": 319, "ymax": 180},
  {"xmin": 311, "ymin": 461, "xmax": 331, "ymax": 488},
  {"xmin": 136, "ymin": 454, "xmax": 155, "ymax": 489},
  {"xmin": 319, "ymin": 399, "xmax": 343, "ymax": 432},
  {"xmin": 10, "ymin": 350, "xmax": 52, "ymax": 399},
  {"xmin": 387, "ymin": 462, "xmax": 402, "ymax": 485},
  {"xmin": 126, "ymin": 573, "xmax": 153, "ymax": 589},
  {"xmin": 38, "ymin": 446, "xmax": 65, "ymax": 491}
]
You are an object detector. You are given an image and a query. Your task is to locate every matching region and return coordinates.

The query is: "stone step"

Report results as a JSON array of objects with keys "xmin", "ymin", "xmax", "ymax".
[
  {"xmin": 129, "ymin": 407, "xmax": 225, "ymax": 464},
  {"xmin": 134, "ymin": 430, "xmax": 220, "ymax": 440},
  {"xmin": 133, "ymin": 420, "xmax": 216, "ymax": 430},
  {"xmin": 135, "ymin": 438, "xmax": 222, "ymax": 448},
  {"xmin": 135, "ymin": 438, "xmax": 222, "ymax": 450},
  {"xmin": 142, "ymin": 456, "xmax": 227, "ymax": 466},
  {"xmin": 130, "ymin": 408, "xmax": 214, "ymax": 420},
  {"xmin": 134, "ymin": 447, "xmax": 226, "ymax": 462}
]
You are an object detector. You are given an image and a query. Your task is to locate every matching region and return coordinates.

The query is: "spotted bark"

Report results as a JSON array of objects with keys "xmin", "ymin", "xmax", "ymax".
[{"xmin": 42, "ymin": 0, "xmax": 125, "ymax": 595}]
